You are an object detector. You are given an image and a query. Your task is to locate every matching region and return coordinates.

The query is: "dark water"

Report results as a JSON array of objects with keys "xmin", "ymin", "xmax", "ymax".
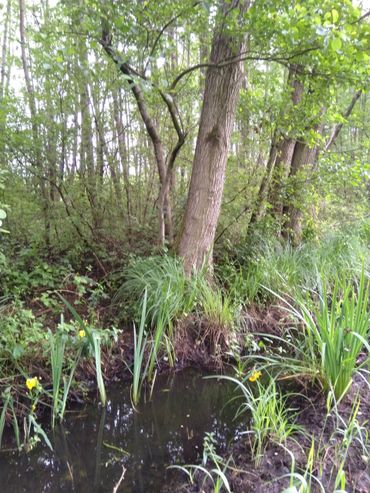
[{"xmin": 0, "ymin": 369, "xmax": 243, "ymax": 493}]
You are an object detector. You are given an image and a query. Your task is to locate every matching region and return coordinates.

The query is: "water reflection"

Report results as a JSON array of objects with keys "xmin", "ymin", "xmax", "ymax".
[{"xmin": 0, "ymin": 369, "xmax": 242, "ymax": 493}]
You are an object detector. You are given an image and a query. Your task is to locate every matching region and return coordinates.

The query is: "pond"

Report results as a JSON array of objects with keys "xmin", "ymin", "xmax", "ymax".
[{"xmin": 0, "ymin": 369, "xmax": 243, "ymax": 493}]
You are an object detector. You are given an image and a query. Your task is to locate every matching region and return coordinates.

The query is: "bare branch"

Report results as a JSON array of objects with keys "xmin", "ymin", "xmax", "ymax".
[
  {"xmin": 169, "ymin": 46, "xmax": 322, "ymax": 90},
  {"xmin": 325, "ymin": 90, "xmax": 363, "ymax": 151},
  {"xmin": 145, "ymin": 1, "xmax": 200, "ymax": 72}
]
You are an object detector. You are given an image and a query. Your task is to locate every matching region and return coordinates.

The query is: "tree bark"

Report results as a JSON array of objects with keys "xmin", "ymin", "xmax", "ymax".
[
  {"xmin": 268, "ymin": 137, "xmax": 297, "ymax": 219},
  {"xmin": 178, "ymin": 0, "xmax": 249, "ymax": 274},
  {"xmin": 281, "ymin": 140, "xmax": 317, "ymax": 244}
]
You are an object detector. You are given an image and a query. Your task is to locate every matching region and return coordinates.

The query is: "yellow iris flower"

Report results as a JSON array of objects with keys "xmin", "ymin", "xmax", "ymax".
[
  {"xmin": 78, "ymin": 329, "xmax": 86, "ymax": 338},
  {"xmin": 26, "ymin": 377, "xmax": 40, "ymax": 391},
  {"xmin": 249, "ymin": 370, "xmax": 262, "ymax": 382}
]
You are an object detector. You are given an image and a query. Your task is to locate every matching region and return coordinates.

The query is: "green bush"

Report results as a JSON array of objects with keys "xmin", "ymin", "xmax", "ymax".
[{"xmin": 0, "ymin": 301, "xmax": 46, "ymax": 361}]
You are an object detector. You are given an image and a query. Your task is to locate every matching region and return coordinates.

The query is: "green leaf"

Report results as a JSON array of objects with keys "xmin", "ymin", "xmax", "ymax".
[
  {"xmin": 12, "ymin": 344, "xmax": 25, "ymax": 360},
  {"xmin": 332, "ymin": 9, "xmax": 339, "ymax": 23},
  {"xmin": 0, "ymin": 209, "xmax": 6, "ymax": 219},
  {"xmin": 29, "ymin": 415, "xmax": 53, "ymax": 451},
  {"xmin": 331, "ymin": 37, "xmax": 342, "ymax": 51}
]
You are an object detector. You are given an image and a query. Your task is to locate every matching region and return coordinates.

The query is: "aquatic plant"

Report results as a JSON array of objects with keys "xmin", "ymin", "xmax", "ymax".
[
  {"xmin": 92, "ymin": 331, "xmax": 106, "ymax": 407},
  {"xmin": 0, "ymin": 389, "xmax": 12, "ymax": 449},
  {"xmin": 298, "ymin": 268, "xmax": 370, "ymax": 399},
  {"xmin": 25, "ymin": 376, "xmax": 41, "ymax": 391},
  {"xmin": 198, "ymin": 282, "xmax": 236, "ymax": 331},
  {"xmin": 116, "ymin": 256, "xmax": 196, "ymax": 379},
  {"xmin": 280, "ymin": 393, "xmax": 368, "ymax": 493},
  {"xmin": 57, "ymin": 294, "xmax": 107, "ymax": 406},
  {"xmin": 49, "ymin": 321, "xmax": 83, "ymax": 426},
  {"xmin": 249, "ymin": 369, "xmax": 262, "ymax": 382},
  {"xmin": 211, "ymin": 374, "xmax": 302, "ymax": 465},
  {"xmin": 169, "ymin": 432, "xmax": 232, "ymax": 493},
  {"xmin": 280, "ymin": 440, "xmax": 323, "ymax": 493},
  {"xmin": 257, "ymin": 267, "xmax": 370, "ymax": 400},
  {"xmin": 131, "ymin": 289, "xmax": 149, "ymax": 407}
]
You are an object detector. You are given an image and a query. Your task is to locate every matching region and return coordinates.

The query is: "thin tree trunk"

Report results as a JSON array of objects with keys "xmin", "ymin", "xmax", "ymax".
[
  {"xmin": 250, "ymin": 65, "xmax": 304, "ymax": 226},
  {"xmin": 325, "ymin": 90, "xmax": 362, "ymax": 151},
  {"xmin": 283, "ymin": 90, "xmax": 363, "ymax": 244},
  {"xmin": 71, "ymin": 109, "xmax": 78, "ymax": 175},
  {"xmin": 268, "ymin": 137, "xmax": 297, "ymax": 219},
  {"xmin": 0, "ymin": 0, "xmax": 11, "ymax": 165},
  {"xmin": 59, "ymin": 98, "xmax": 67, "ymax": 180},
  {"xmin": 19, "ymin": 0, "xmax": 51, "ymax": 246},
  {"xmin": 248, "ymin": 131, "xmax": 279, "ymax": 225},
  {"xmin": 112, "ymin": 89, "xmax": 133, "ymax": 235},
  {"xmin": 77, "ymin": 37, "xmax": 100, "ymax": 235},
  {"xmin": 101, "ymin": 21, "xmax": 187, "ymax": 247},
  {"xmin": 0, "ymin": 0, "xmax": 11, "ymax": 100},
  {"xmin": 281, "ymin": 141, "xmax": 315, "ymax": 244}
]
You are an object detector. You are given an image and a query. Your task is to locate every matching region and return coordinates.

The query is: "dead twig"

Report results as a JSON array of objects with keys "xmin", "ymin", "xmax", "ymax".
[{"xmin": 113, "ymin": 465, "xmax": 127, "ymax": 493}]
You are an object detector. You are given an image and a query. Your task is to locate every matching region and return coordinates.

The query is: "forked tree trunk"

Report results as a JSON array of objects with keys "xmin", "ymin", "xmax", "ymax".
[
  {"xmin": 101, "ymin": 20, "xmax": 183, "ymax": 247},
  {"xmin": 178, "ymin": 0, "xmax": 249, "ymax": 274}
]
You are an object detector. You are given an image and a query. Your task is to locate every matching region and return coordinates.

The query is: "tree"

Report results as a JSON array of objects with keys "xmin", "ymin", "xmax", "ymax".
[
  {"xmin": 19, "ymin": 0, "xmax": 51, "ymax": 247},
  {"xmin": 178, "ymin": 0, "xmax": 250, "ymax": 273},
  {"xmin": 100, "ymin": 2, "xmax": 191, "ymax": 246}
]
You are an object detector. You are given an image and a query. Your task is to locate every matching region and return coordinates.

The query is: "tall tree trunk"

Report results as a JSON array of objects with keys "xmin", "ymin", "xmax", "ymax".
[
  {"xmin": 45, "ymin": 94, "xmax": 58, "ymax": 202},
  {"xmin": 77, "ymin": 36, "xmax": 101, "ymax": 236},
  {"xmin": 112, "ymin": 89, "xmax": 133, "ymax": 236},
  {"xmin": 19, "ymin": 0, "xmax": 51, "ymax": 247},
  {"xmin": 248, "ymin": 130, "xmax": 279, "ymax": 226},
  {"xmin": 71, "ymin": 109, "xmax": 78, "ymax": 175},
  {"xmin": 101, "ymin": 28, "xmax": 174, "ymax": 246},
  {"xmin": 178, "ymin": 0, "xmax": 249, "ymax": 274},
  {"xmin": 268, "ymin": 137, "xmax": 297, "ymax": 220},
  {"xmin": 59, "ymin": 99, "xmax": 67, "ymax": 180},
  {"xmin": 0, "ymin": 0, "xmax": 11, "ymax": 166},
  {"xmin": 281, "ymin": 141, "xmax": 318, "ymax": 244},
  {"xmin": 0, "ymin": 0, "xmax": 11, "ymax": 100}
]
